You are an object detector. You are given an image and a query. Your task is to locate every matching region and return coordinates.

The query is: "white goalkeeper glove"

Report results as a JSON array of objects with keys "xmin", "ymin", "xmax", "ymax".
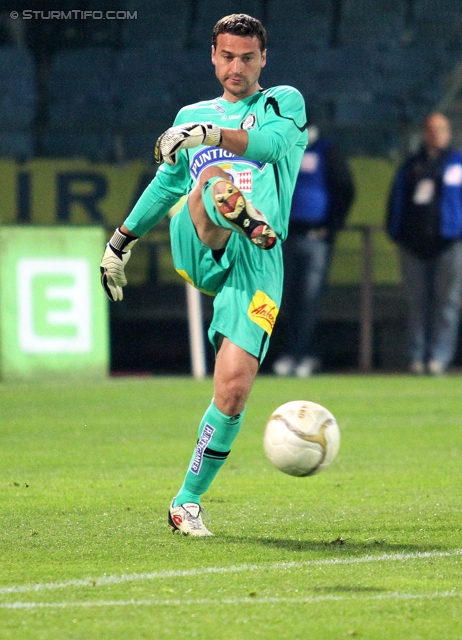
[
  {"xmin": 100, "ymin": 227, "xmax": 138, "ymax": 302},
  {"xmin": 154, "ymin": 122, "xmax": 222, "ymax": 166}
]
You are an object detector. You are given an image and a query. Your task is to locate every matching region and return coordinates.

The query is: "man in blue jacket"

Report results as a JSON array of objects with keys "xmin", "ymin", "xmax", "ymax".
[{"xmin": 387, "ymin": 112, "xmax": 462, "ymax": 375}]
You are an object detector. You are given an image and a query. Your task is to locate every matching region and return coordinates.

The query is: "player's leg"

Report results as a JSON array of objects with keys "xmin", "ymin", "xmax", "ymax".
[
  {"xmin": 169, "ymin": 340, "xmax": 258, "ymax": 537},
  {"xmin": 213, "ymin": 337, "xmax": 259, "ymax": 414},
  {"xmin": 169, "ymin": 197, "xmax": 234, "ymax": 296},
  {"xmin": 187, "ymin": 166, "xmax": 232, "ymax": 250},
  {"xmin": 188, "ymin": 166, "xmax": 276, "ymax": 250},
  {"xmin": 168, "ymin": 241, "xmax": 281, "ymax": 536}
]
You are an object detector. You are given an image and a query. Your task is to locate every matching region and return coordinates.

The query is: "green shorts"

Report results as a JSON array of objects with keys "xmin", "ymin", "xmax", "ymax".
[{"xmin": 169, "ymin": 199, "xmax": 283, "ymax": 362}]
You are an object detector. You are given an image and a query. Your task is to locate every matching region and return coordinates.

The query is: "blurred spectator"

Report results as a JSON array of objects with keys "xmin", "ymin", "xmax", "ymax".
[
  {"xmin": 387, "ymin": 112, "xmax": 462, "ymax": 376},
  {"xmin": 273, "ymin": 125, "xmax": 355, "ymax": 377}
]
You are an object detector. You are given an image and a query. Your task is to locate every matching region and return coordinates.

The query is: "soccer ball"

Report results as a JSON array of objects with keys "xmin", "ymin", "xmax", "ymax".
[{"xmin": 263, "ymin": 400, "xmax": 340, "ymax": 477}]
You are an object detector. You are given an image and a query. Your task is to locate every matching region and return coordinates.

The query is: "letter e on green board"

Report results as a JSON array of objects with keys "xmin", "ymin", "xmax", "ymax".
[{"xmin": 0, "ymin": 227, "xmax": 109, "ymax": 381}]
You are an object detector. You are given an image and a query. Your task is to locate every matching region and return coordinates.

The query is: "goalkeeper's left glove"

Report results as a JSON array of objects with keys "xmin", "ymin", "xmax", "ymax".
[
  {"xmin": 154, "ymin": 122, "xmax": 222, "ymax": 166},
  {"xmin": 100, "ymin": 227, "xmax": 138, "ymax": 302}
]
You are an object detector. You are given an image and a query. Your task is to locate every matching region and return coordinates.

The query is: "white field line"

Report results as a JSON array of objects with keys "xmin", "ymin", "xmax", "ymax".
[
  {"xmin": 0, "ymin": 549, "xmax": 461, "ymax": 596},
  {"xmin": 1, "ymin": 591, "xmax": 460, "ymax": 610}
]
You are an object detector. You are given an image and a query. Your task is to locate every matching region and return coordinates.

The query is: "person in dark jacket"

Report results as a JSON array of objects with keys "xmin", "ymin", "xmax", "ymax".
[
  {"xmin": 273, "ymin": 125, "xmax": 355, "ymax": 377},
  {"xmin": 387, "ymin": 112, "xmax": 462, "ymax": 375}
]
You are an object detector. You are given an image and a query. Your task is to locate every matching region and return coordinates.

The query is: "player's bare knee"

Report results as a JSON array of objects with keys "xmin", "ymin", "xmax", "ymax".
[
  {"xmin": 215, "ymin": 376, "xmax": 251, "ymax": 416},
  {"xmin": 216, "ymin": 393, "xmax": 246, "ymax": 417},
  {"xmin": 199, "ymin": 165, "xmax": 230, "ymax": 187}
]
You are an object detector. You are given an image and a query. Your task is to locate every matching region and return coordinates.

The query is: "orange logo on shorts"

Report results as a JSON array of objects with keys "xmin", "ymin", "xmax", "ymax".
[{"xmin": 248, "ymin": 290, "xmax": 279, "ymax": 335}]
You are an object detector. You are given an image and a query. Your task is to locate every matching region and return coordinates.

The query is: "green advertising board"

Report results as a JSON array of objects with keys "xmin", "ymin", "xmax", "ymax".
[{"xmin": 0, "ymin": 226, "xmax": 109, "ymax": 381}]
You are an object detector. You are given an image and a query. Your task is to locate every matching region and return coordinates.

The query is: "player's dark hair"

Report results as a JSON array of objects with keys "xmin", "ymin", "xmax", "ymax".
[{"xmin": 212, "ymin": 14, "xmax": 267, "ymax": 51}]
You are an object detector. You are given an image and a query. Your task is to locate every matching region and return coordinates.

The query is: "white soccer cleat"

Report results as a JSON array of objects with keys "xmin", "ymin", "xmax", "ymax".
[{"xmin": 168, "ymin": 501, "xmax": 213, "ymax": 537}]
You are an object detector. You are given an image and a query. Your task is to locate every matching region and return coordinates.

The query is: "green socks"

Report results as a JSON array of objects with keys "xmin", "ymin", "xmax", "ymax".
[
  {"xmin": 173, "ymin": 400, "xmax": 245, "ymax": 507},
  {"xmin": 201, "ymin": 176, "xmax": 237, "ymax": 232}
]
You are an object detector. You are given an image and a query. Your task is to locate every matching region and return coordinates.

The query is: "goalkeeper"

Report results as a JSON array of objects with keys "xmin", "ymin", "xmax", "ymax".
[{"xmin": 101, "ymin": 14, "xmax": 307, "ymax": 535}]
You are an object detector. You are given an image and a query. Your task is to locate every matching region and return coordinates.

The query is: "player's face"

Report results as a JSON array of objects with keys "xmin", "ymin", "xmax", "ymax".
[{"xmin": 212, "ymin": 33, "xmax": 266, "ymax": 102}]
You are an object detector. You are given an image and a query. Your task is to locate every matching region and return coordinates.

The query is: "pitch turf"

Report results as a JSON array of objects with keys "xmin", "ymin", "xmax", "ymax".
[{"xmin": 1, "ymin": 374, "xmax": 461, "ymax": 639}]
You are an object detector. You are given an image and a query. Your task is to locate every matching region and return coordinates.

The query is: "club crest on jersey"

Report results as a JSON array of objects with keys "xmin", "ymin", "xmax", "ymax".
[
  {"xmin": 218, "ymin": 163, "xmax": 253, "ymax": 192},
  {"xmin": 241, "ymin": 113, "xmax": 256, "ymax": 130},
  {"xmin": 190, "ymin": 147, "xmax": 265, "ymax": 184}
]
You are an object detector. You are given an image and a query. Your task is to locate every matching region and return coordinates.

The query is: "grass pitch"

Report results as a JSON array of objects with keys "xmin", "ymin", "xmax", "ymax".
[{"xmin": 1, "ymin": 374, "xmax": 462, "ymax": 639}]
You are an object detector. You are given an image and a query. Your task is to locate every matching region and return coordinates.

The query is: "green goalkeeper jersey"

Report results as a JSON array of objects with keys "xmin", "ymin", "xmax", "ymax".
[{"xmin": 123, "ymin": 85, "xmax": 307, "ymax": 238}]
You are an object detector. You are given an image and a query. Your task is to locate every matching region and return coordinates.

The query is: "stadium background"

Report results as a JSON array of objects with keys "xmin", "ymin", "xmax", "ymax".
[{"xmin": 1, "ymin": 0, "xmax": 462, "ymax": 375}]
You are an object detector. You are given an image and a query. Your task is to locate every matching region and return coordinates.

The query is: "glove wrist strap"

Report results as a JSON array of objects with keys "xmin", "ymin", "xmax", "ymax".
[
  {"xmin": 109, "ymin": 227, "xmax": 138, "ymax": 252},
  {"xmin": 204, "ymin": 124, "xmax": 222, "ymax": 148}
]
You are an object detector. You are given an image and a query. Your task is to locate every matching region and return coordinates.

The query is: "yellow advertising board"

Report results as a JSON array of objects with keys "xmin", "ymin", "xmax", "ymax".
[
  {"xmin": 0, "ymin": 159, "xmax": 181, "ymax": 287},
  {"xmin": 0, "ymin": 158, "xmax": 156, "ymax": 227},
  {"xmin": 0, "ymin": 157, "xmax": 400, "ymax": 284}
]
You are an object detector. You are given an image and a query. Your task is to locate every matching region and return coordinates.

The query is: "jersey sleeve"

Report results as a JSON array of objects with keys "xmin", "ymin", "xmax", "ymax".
[
  {"xmin": 123, "ymin": 109, "xmax": 192, "ymax": 237},
  {"xmin": 244, "ymin": 86, "xmax": 307, "ymax": 163}
]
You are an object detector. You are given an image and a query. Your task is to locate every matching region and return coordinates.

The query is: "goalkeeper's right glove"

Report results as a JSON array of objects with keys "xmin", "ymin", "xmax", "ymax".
[
  {"xmin": 154, "ymin": 122, "xmax": 222, "ymax": 166},
  {"xmin": 100, "ymin": 227, "xmax": 138, "ymax": 302}
]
